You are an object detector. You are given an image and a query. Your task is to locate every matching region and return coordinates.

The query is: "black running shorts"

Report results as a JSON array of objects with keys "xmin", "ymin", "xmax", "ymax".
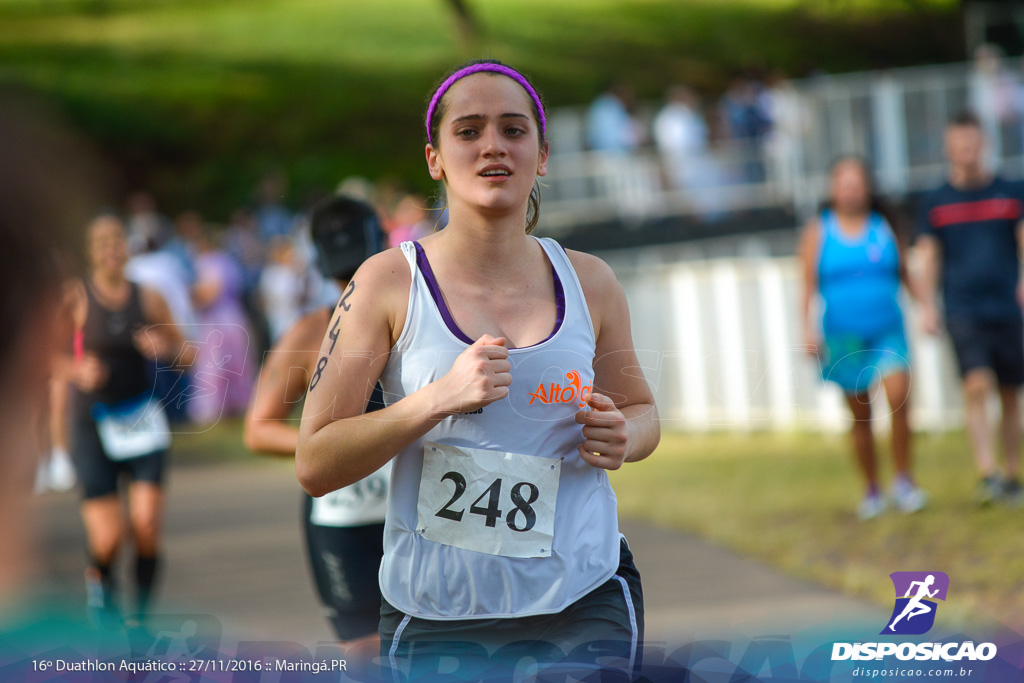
[
  {"xmin": 71, "ymin": 411, "xmax": 166, "ymax": 500},
  {"xmin": 379, "ymin": 537, "xmax": 644, "ymax": 681},
  {"xmin": 302, "ymin": 495, "xmax": 385, "ymax": 641}
]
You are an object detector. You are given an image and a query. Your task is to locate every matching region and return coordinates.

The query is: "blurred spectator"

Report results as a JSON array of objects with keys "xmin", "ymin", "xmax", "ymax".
[
  {"xmin": 970, "ymin": 44, "xmax": 1019, "ymax": 161},
  {"xmin": 125, "ymin": 191, "xmax": 173, "ymax": 257},
  {"xmin": 799, "ymin": 157, "xmax": 924, "ymax": 520},
  {"xmin": 385, "ymin": 194, "xmax": 432, "ymax": 247},
  {"xmin": 259, "ymin": 237, "xmax": 306, "ymax": 343},
  {"xmin": 719, "ymin": 74, "xmax": 772, "ymax": 183},
  {"xmin": 189, "ymin": 226, "xmax": 254, "ymax": 424},
  {"xmin": 225, "ymin": 206, "xmax": 271, "ymax": 358},
  {"xmin": 586, "ymin": 82, "xmax": 643, "ymax": 153},
  {"xmin": 653, "ymin": 85, "xmax": 729, "ymax": 220},
  {"xmin": 126, "ymin": 231, "xmax": 198, "ymax": 340},
  {"xmin": 225, "ymin": 207, "xmax": 266, "ymax": 296},
  {"xmin": 126, "ymin": 226, "xmax": 198, "ymax": 424},
  {"xmin": 336, "ymin": 176, "xmax": 376, "ymax": 203},
  {"xmin": 916, "ymin": 112, "xmax": 1023, "ymax": 506},
  {"xmin": 373, "ymin": 178, "xmax": 405, "ymax": 232},
  {"xmin": 167, "ymin": 211, "xmax": 202, "ymax": 286},
  {"xmin": 255, "ymin": 171, "xmax": 295, "ymax": 241},
  {"xmin": 762, "ymin": 70, "xmax": 806, "ymax": 196},
  {"xmin": 653, "ymin": 85, "xmax": 711, "ymax": 192},
  {"xmin": 587, "ymin": 82, "xmax": 656, "ymax": 215}
]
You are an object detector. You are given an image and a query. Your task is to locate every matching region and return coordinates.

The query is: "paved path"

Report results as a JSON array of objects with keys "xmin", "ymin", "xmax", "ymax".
[{"xmin": 34, "ymin": 459, "xmax": 885, "ymax": 647}]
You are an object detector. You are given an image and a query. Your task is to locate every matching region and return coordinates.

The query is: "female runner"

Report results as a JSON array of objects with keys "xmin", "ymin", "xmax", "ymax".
[
  {"xmin": 68, "ymin": 214, "xmax": 188, "ymax": 626},
  {"xmin": 296, "ymin": 61, "xmax": 659, "ymax": 677}
]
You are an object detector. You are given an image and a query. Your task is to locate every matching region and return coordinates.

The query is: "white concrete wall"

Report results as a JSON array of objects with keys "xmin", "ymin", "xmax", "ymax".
[{"xmin": 607, "ymin": 250, "xmax": 966, "ymax": 433}]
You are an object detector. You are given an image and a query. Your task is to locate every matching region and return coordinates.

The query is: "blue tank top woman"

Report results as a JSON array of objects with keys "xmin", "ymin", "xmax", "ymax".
[{"xmin": 817, "ymin": 209, "xmax": 909, "ymax": 393}]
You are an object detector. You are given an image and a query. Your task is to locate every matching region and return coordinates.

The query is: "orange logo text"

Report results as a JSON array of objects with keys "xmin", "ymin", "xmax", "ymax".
[{"xmin": 527, "ymin": 370, "xmax": 592, "ymax": 408}]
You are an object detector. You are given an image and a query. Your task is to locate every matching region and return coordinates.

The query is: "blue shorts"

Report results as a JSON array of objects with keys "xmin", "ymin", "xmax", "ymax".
[{"xmin": 820, "ymin": 326, "xmax": 910, "ymax": 394}]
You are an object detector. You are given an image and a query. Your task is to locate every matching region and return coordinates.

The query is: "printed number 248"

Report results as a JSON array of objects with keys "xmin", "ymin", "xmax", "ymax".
[{"xmin": 435, "ymin": 473, "xmax": 539, "ymax": 533}]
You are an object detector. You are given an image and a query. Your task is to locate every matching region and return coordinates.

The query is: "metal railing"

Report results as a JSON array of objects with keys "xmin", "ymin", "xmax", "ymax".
[{"xmin": 538, "ymin": 58, "xmax": 1024, "ymax": 234}]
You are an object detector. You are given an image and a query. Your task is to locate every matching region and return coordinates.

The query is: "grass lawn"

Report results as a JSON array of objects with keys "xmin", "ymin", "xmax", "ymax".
[
  {"xmin": 608, "ymin": 430, "xmax": 1024, "ymax": 633},
  {"xmin": 171, "ymin": 417, "xmax": 264, "ymax": 465},
  {"xmin": 0, "ymin": 0, "xmax": 960, "ymax": 214}
]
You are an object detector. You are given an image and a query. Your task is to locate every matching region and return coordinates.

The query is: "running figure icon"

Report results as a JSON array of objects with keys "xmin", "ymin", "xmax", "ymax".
[{"xmin": 888, "ymin": 574, "xmax": 939, "ymax": 632}]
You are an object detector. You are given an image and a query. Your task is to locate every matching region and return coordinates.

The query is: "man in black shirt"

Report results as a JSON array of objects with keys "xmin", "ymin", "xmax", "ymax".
[{"xmin": 917, "ymin": 111, "xmax": 1024, "ymax": 505}]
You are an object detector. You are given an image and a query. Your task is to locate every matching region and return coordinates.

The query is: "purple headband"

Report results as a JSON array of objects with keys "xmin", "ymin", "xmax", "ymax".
[{"xmin": 425, "ymin": 63, "xmax": 546, "ymax": 146}]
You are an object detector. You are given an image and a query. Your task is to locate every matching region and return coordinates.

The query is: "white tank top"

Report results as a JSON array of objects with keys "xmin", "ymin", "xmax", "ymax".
[
  {"xmin": 378, "ymin": 237, "xmax": 621, "ymax": 620},
  {"xmin": 308, "ymin": 461, "xmax": 390, "ymax": 527}
]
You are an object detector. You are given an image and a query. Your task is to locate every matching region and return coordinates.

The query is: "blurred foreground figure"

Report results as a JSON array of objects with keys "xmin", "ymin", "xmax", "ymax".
[
  {"xmin": 0, "ymin": 153, "xmax": 61, "ymax": 606},
  {"xmin": 0, "ymin": 89, "xmax": 107, "ymax": 609}
]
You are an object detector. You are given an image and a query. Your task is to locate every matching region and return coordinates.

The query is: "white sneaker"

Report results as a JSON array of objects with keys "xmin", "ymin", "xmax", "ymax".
[
  {"xmin": 892, "ymin": 478, "xmax": 927, "ymax": 514},
  {"xmin": 48, "ymin": 448, "xmax": 76, "ymax": 492},
  {"xmin": 857, "ymin": 493, "xmax": 887, "ymax": 520}
]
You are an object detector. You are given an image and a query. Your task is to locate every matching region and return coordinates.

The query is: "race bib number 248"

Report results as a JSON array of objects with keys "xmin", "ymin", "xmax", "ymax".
[{"xmin": 416, "ymin": 442, "xmax": 560, "ymax": 559}]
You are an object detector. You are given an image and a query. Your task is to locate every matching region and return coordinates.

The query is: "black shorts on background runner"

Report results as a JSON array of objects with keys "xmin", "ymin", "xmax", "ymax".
[
  {"xmin": 302, "ymin": 495, "xmax": 385, "ymax": 641},
  {"xmin": 946, "ymin": 316, "xmax": 1024, "ymax": 385},
  {"xmin": 71, "ymin": 411, "xmax": 166, "ymax": 499}
]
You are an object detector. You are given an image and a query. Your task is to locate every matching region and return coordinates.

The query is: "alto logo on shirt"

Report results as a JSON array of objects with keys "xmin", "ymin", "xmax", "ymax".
[{"xmin": 527, "ymin": 370, "xmax": 592, "ymax": 407}]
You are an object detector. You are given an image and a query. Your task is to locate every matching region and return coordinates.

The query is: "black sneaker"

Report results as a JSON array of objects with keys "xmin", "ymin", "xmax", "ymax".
[
  {"xmin": 85, "ymin": 568, "xmax": 121, "ymax": 630},
  {"xmin": 976, "ymin": 475, "xmax": 1004, "ymax": 507}
]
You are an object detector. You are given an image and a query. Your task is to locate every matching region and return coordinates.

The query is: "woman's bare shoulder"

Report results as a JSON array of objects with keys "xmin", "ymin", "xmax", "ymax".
[{"xmin": 341, "ymin": 246, "xmax": 413, "ymax": 345}]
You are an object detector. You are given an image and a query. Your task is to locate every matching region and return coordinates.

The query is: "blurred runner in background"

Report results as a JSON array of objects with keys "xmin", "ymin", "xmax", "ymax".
[
  {"xmin": 68, "ymin": 214, "xmax": 191, "ymax": 627},
  {"xmin": 245, "ymin": 194, "xmax": 387, "ymax": 657}
]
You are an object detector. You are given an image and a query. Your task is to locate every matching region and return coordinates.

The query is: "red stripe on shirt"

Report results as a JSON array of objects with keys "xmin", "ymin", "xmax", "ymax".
[{"xmin": 929, "ymin": 198, "xmax": 1022, "ymax": 228}]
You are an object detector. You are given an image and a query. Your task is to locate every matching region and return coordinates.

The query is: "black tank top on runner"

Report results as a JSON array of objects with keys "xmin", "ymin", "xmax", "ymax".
[{"xmin": 79, "ymin": 280, "xmax": 151, "ymax": 410}]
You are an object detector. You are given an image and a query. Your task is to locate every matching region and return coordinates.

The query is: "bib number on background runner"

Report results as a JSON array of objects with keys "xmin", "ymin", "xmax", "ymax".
[
  {"xmin": 416, "ymin": 441, "xmax": 560, "ymax": 559},
  {"xmin": 92, "ymin": 394, "xmax": 170, "ymax": 461},
  {"xmin": 311, "ymin": 462, "xmax": 391, "ymax": 527}
]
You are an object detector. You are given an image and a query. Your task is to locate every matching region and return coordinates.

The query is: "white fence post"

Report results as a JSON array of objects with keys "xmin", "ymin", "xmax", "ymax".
[
  {"xmin": 669, "ymin": 268, "xmax": 709, "ymax": 430},
  {"xmin": 711, "ymin": 262, "xmax": 750, "ymax": 430}
]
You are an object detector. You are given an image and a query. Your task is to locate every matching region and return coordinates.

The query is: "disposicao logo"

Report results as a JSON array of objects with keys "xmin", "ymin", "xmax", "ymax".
[
  {"xmin": 883, "ymin": 571, "xmax": 948, "ymax": 635},
  {"xmin": 831, "ymin": 571, "xmax": 998, "ymax": 663}
]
